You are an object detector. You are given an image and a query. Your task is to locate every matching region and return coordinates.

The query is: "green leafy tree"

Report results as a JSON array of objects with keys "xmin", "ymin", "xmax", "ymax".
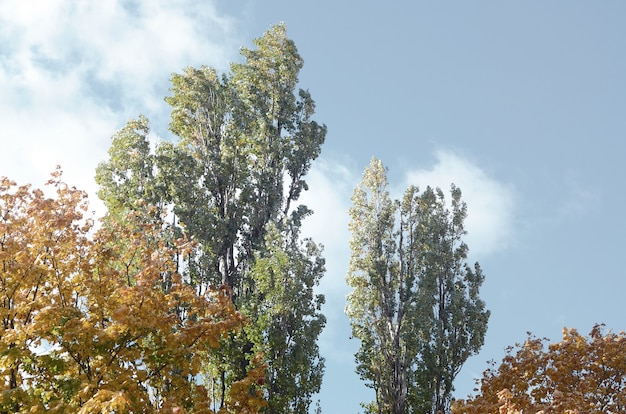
[
  {"xmin": 245, "ymin": 224, "xmax": 325, "ymax": 413},
  {"xmin": 95, "ymin": 116, "xmax": 165, "ymax": 225},
  {"xmin": 346, "ymin": 158, "xmax": 490, "ymax": 414},
  {"xmin": 96, "ymin": 24, "xmax": 326, "ymax": 413}
]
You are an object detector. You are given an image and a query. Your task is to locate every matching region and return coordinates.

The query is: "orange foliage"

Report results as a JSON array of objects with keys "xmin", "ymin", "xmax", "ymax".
[
  {"xmin": 0, "ymin": 169, "xmax": 266, "ymax": 413},
  {"xmin": 452, "ymin": 324, "xmax": 626, "ymax": 414}
]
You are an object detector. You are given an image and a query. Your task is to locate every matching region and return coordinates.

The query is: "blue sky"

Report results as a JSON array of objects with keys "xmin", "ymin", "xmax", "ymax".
[{"xmin": 2, "ymin": 1, "xmax": 626, "ymax": 412}]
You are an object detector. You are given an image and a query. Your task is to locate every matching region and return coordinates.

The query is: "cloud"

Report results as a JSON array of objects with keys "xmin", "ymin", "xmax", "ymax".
[
  {"xmin": 554, "ymin": 172, "xmax": 598, "ymax": 222},
  {"xmin": 297, "ymin": 158, "xmax": 357, "ymax": 360},
  {"xmin": 403, "ymin": 149, "xmax": 516, "ymax": 257},
  {"xmin": 299, "ymin": 158, "xmax": 355, "ymax": 277},
  {"xmin": 298, "ymin": 158, "xmax": 358, "ymax": 301},
  {"xmin": 0, "ymin": 0, "xmax": 241, "ymax": 207}
]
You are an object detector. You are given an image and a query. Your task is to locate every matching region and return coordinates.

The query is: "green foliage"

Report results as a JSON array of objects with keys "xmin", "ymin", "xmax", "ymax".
[
  {"xmin": 346, "ymin": 158, "xmax": 490, "ymax": 414},
  {"xmin": 95, "ymin": 115, "xmax": 163, "ymax": 222},
  {"xmin": 96, "ymin": 24, "xmax": 326, "ymax": 413},
  {"xmin": 246, "ymin": 224, "xmax": 325, "ymax": 413}
]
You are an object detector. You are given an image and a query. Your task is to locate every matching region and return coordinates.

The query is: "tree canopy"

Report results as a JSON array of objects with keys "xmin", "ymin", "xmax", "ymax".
[
  {"xmin": 452, "ymin": 324, "xmax": 626, "ymax": 414},
  {"xmin": 346, "ymin": 158, "xmax": 489, "ymax": 414},
  {"xmin": 0, "ymin": 170, "xmax": 265, "ymax": 413}
]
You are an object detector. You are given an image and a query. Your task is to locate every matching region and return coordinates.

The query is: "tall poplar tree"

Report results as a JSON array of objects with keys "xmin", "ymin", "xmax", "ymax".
[
  {"xmin": 346, "ymin": 158, "xmax": 490, "ymax": 414},
  {"xmin": 96, "ymin": 24, "xmax": 326, "ymax": 413}
]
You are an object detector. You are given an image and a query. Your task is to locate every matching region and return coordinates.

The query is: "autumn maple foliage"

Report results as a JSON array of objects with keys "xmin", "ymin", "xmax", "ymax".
[
  {"xmin": 452, "ymin": 324, "xmax": 626, "ymax": 414},
  {"xmin": 0, "ymin": 170, "xmax": 266, "ymax": 413}
]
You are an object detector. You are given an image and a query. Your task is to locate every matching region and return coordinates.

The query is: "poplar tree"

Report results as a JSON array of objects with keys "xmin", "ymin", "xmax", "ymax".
[
  {"xmin": 96, "ymin": 24, "xmax": 326, "ymax": 413},
  {"xmin": 346, "ymin": 158, "xmax": 489, "ymax": 414}
]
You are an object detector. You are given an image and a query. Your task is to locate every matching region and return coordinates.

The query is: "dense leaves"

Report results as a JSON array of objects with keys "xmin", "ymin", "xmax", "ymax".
[
  {"xmin": 452, "ymin": 324, "xmax": 626, "ymax": 414},
  {"xmin": 0, "ymin": 171, "xmax": 265, "ymax": 413},
  {"xmin": 346, "ymin": 158, "xmax": 489, "ymax": 414},
  {"xmin": 245, "ymin": 224, "xmax": 325, "ymax": 413},
  {"xmin": 96, "ymin": 24, "xmax": 326, "ymax": 412}
]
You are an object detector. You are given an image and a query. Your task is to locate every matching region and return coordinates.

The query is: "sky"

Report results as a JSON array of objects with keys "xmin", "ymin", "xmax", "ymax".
[{"xmin": 2, "ymin": 1, "xmax": 626, "ymax": 412}]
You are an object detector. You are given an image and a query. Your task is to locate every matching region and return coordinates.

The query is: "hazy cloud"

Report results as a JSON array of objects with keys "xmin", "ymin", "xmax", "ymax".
[{"xmin": 555, "ymin": 172, "xmax": 599, "ymax": 222}]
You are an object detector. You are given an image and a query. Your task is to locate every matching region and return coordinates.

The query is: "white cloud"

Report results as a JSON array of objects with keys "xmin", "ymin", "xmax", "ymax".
[
  {"xmin": 299, "ymin": 158, "xmax": 355, "ymax": 274},
  {"xmin": 293, "ymin": 157, "xmax": 365, "ymax": 366},
  {"xmin": 403, "ymin": 149, "xmax": 516, "ymax": 257},
  {"xmin": 297, "ymin": 158, "xmax": 356, "ymax": 356},
  {"xmin": 0, "ymin": 0, "xmax": 241, "ymax": 209}
]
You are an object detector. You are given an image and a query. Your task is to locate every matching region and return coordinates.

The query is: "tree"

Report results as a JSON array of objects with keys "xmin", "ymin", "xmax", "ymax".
[
  {"xmin": 245, "ymin": 224, "xmax": 325, "ymax": 413},
  {"xmin": 95, "ymin": 24, "xmax": 327, "ymax": 412},
  {"xmin": 94, "ymin": 116, "xmax": 159, "ymax": 216},
  {"xmin": 452, "ymin": 324, "xmax": 626, "ymax": 414},
  {"xmin": 0, "ymin": 170, "xmax": 265, "ymax": 413},
  {"xmin": 346, "ymin": 158, "xmax": 489, "ymax": 414}
]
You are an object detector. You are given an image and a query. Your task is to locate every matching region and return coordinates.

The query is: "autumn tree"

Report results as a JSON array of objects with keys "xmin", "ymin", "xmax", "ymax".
[
  {"xmin": 346, "ymin": 158, "xmax": 489, "ymax": 414},
  {"xmin": 0, "ymin": 171, "xmax": 265, "ymax": 413},
  {"xmin": 452, "ymin": 324, "xmax": 626, "ymax": 414},
  {"xmin": 95, "ymin": 24, "xmax": 326, "ymax": 413}
]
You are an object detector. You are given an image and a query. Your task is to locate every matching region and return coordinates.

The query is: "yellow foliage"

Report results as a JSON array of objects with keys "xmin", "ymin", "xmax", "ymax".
[
  {"xmin": 452, "ymin": 325, "xmax": 626, "ymax": 414},
  {"xmin": 0, "ymin": 171, "xmax": 266, "ymax": 413}
]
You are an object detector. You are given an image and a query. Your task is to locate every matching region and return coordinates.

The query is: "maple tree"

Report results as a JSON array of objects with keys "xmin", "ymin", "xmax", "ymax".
[
  {"xmin": 0, "ymin": 170, "xmax": 265, "ymax": 413},
  {"xmin": 452, "ymin": 324, "xmax": 626, "ymax": 414}
]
